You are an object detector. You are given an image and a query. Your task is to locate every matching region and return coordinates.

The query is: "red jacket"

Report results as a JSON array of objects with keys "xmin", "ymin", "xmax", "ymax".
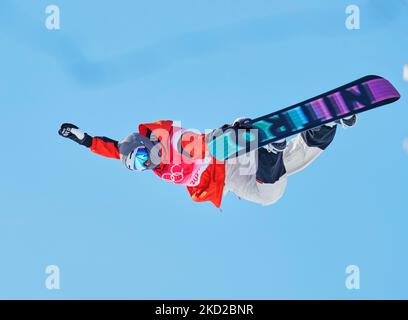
[{"xmin": 88, "ymin": 121, "xmax": 226, "ymax": 207}]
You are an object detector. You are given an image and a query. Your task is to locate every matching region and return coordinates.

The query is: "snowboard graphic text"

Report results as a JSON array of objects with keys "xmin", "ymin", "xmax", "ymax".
[{"xmin": 208, "ymin": 75, "xmax": 400, "ymax": 160}]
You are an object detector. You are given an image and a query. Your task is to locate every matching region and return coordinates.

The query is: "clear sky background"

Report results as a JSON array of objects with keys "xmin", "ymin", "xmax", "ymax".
[{"xmin": 0, "ymin": 0, "xmax": 407, "ymax": 299}]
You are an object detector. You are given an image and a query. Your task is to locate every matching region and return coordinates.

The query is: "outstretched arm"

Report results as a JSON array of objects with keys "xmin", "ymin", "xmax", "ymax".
[{"xmin": 58, "ymin": 123, "xmax": 120, "ymax": 159}]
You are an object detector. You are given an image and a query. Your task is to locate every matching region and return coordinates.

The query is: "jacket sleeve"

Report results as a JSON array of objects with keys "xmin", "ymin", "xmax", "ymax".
[{"xmin": 88, "ymin": 136, "xmax": 121, "ymax": 159}]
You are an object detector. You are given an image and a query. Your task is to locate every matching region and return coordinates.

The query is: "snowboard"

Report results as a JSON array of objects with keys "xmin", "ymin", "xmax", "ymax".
[{"xmin": 208, "ymin": 75, "xmax": 401, "ymax": 161}]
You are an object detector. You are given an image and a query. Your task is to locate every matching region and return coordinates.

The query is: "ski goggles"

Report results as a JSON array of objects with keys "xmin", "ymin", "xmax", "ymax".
[{"xmin": 127, "ymin": 146, "xmax": 151, "ymax": 171}]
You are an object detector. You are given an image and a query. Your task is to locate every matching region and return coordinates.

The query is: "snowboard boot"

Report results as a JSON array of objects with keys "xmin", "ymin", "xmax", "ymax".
[
  {"xmin": 262, "ymin": 139, "xmax": 287, "ymax": 154},
  {"xmin": 335, "ymin": 114, "xmax": 357, "ymax": 128},
  {"xmin": 302, "ymin": 124, "xmax": 337, "ymax": 150},
  {"xmin": 257, "ymin": 139, "xmax": 287, "ymax": 184},
  {"xmin": 232, "ymin": 117, "xmax": 287, "ymax": 153}
]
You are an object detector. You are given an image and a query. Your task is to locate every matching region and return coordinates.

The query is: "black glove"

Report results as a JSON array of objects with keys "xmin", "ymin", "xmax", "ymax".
[
  {"xmin": 58, "ymin": 123, "xmax": 92, "ymax": 147},
  {"xmin": 232, "ymin": 117, "xmax": 253, "ymax": 129},
  {"xmin": 221, "ymin": 117, "xmax": 253, "ymax": 131},
  {"xmin": 206, "ymin": 118, "xmax": 253, "ymax": 143}
]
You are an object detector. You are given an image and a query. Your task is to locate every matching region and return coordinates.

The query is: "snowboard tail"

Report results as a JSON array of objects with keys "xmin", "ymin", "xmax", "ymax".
[{"xmin": 208, "ymin": 75, "xmax": 401, "ymax": 160}]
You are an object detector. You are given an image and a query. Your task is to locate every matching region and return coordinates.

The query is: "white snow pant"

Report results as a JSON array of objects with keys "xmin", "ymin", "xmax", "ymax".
[{"xmin": 223, "ymin": 126, "xmax": 336, "ymax": 206}]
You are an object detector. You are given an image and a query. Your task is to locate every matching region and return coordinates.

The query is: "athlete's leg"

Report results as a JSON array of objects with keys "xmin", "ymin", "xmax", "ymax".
[
  {"xmin": 283, "ymin": 124, "xmax": 337, "ymax": 176},
  {"xmin": 224, "ymin": 149, "xmax": 288, "ymax": 206},
  {"xmin": 224, "ymin": 124, "xmax": 337, "ymax": 206}
]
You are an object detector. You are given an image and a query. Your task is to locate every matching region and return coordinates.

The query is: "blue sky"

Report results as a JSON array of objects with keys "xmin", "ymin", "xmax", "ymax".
[{"xmin": 0, "ymin": 0, "xmax": 407, "ymax": 299}]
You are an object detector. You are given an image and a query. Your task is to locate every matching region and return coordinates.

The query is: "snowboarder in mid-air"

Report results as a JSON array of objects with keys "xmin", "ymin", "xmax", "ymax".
[
  {"xmin": 58, "ymin": 116, "xmax": 356, "ymax": 208},
  {"xmin": 58, "ymin": 76, "xmax": 400, "ymax": 208}
]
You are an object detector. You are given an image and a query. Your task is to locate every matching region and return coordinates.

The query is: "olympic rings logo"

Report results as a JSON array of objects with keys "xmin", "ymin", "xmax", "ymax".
[{"xmin": 161, "ymin": 165, "xmax": 184, "ymax": 183}]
